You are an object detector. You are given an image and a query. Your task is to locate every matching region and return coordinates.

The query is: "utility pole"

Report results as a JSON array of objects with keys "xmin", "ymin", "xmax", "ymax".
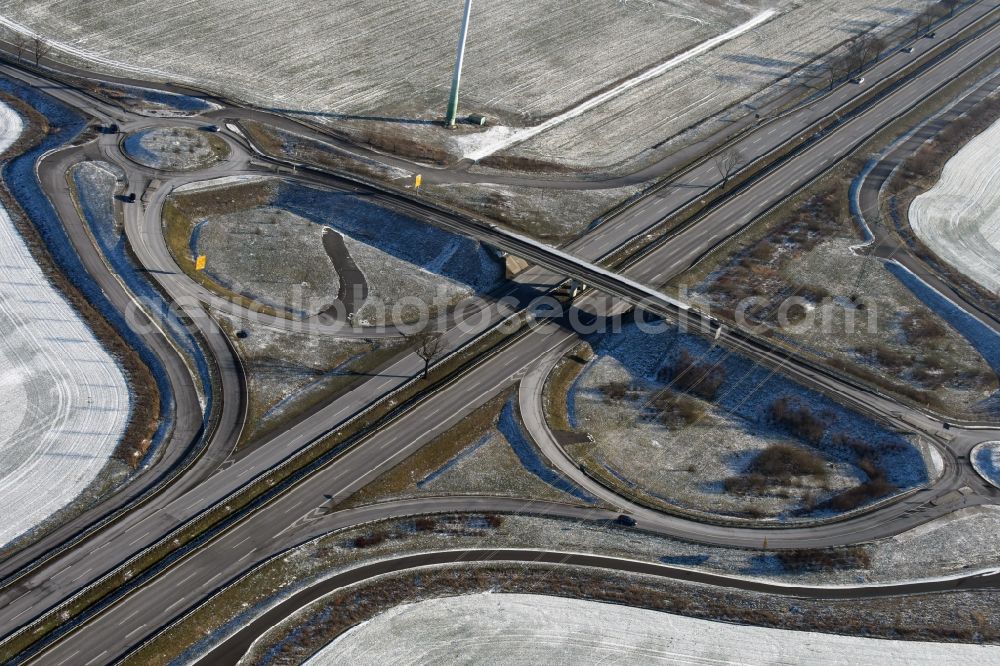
[{"xmin": 445, "ymin": 0, "xmax": 473, "ymax": 127}]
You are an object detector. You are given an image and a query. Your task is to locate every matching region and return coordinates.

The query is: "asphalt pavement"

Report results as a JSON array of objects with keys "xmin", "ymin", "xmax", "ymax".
[{"xmin": 1, "ymin": 4, "xmax": 999, "ymax": 663}]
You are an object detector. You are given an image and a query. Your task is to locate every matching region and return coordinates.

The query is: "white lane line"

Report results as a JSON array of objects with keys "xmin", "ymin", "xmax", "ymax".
[
  {"xmin": 232, "ymin": 535, "xmax": 252, "ymax": 548},
  {"xmin": 53, "ymin": 649, "xmax": 80, "ymax": 666},
  {"xmin": 118, "ymin": 607, "xmax": 141, "ymax": 625},
  {"xmin": 70, "ymin": 568, "xmax": 92, "ymax": 583},
  {"xmin": 124, "ymin": 623, "xmax": 148, "ymax": 639},
  {"xmin": 84, "ymin": 650, "xmax": 108, "ymax": 666},
  {"xmin": 175, "ymin": 570, "xmax": 200, "ymax": 587},
  {"xmin": 236, "ymin": 549, "xmax": 256, "ymax": 564},
  {"xmin": 8, "ymin": 606, "xmax": 31, "ymax": 622},
  {"xmin": 127, "ymin": 528, "xmax": 151, "ymax": 547},
  {"xmin": 204, "ymin": 571, "xmax": 225, "ymax": 587},
  {"xmin": 163, "ymin": 597, "xmax": 186, "ymax": 614}
]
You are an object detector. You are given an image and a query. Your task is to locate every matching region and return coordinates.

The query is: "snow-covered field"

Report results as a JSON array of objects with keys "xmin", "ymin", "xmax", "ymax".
[
  {"xmin": 910, "ymin": 118, "xmax": 1000, "ymax": 295},
  {"xmin": 0, "ymin": 0, "xmax": 926, "ymax": 168},
  {"xmin": 308, "ymin": 593, "xmax": 999, "ymax": 665},
  {"xmin": 0, "ymin": 102, "xmax": 129, "ymax": 546},
  {"xmin": 123, "ymin": 127, "xmax": 227, "ymax": 171}
]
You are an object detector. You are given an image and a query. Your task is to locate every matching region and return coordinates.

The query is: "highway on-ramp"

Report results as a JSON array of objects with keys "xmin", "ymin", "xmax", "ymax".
[{"xmin": 0, "ymin": 4, "xmax": 999, "ymax": 664}]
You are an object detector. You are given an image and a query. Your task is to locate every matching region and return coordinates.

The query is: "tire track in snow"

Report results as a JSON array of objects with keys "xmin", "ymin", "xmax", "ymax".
[
  {"xmin": 0, "ymin": 101, "xmax": 129, "ymax": 547},
  {"xmin": 456, "ymin": 9, "xmax": 778, "ymax": 161}
]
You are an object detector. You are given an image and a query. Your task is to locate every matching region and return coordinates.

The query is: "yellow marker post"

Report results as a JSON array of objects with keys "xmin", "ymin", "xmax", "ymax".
[
  {"xmin": 414, "ymin": 174, "xmax": 422, "ymax": 189},
  {"xmin": 195, "ymin": 255, "xmax": 207, "ymax": 271}
]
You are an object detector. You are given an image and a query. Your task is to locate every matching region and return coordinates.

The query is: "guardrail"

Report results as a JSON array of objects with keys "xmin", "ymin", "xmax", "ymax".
[{"xmin": 1, "ymin": 304, "xmax": 534, "ymax": 663}]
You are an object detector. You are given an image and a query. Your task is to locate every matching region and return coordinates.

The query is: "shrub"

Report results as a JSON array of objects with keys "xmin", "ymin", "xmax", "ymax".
[
  {"xmin": 797, "ymin": 283, "xmax": 830, "ymax": 303},
  {"xmin": 484, "ymin": 514, "xmax": 505, "ymax": 529},
  {"xmin": 353, "ymin": 531, "xmax": 387, "ymax": 548},
  {"xmin": 600, "ymin": 381, "xmax": 631, "ymax": 401},
  {"xmin": 748, "ymin": 444, "xmax": 828, "ymax": 479},
  {"xmin": 831, "ymin": 432, "xmax": 872, "ymax": 458},
  {"xmin": 769, "ymin": 397, "xmax": 827, "ymax": 444},
  {"xmin": 901, "ymin": 311, "xmax": 946, "ymax": 342},
  {"xmin": 649, "ymin": 389, "xmax": 706, "ymax": 426},
  {"xmin": 723, "ymin": 473, "xmax": 768, "ymax": 495},
  {"xmin": 828, "ymin": 479, "xmax": 897, "ymax": 511},
  {"xmin": 414, "ymin": 517, "xmax": 437, "ymax": 532},
  {"xmin": 777, "ymin": 546, "xmax": 871, "ymax": 572},
  {"xmin": 749, "ymin": 240, "xmax": 776, "ymax": 263},
  {"xmin": 660, "ymin": 351, "xmax": 727, "ymax": 401}
]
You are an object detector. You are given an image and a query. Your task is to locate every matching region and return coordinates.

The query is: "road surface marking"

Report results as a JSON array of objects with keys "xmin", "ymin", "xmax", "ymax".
[
  {"xmin": 54, "ymin": 649, "xmax": 79, "ymax": 666},
  {"xmin": 237, "ymin": 548, "xmax": 256, "ymax": 563},
  {"xmin": 205, "ymin": 571, "xmax": 225, "ymax": 586},
  {"xmin": 8, "ymin": 606, "xmax": 31, "ymax": 622},
  {"xmin": 125, "ymin": 623, "xmax": 148, "ymax": 639},
  {"xmin": 70, "ymin": 568, "xmax": 92, "ymax": 583},
  {"xmin": 164, "ymin": 597, "xmax": 187, "ymax": 614},
  {"xmin": 232, "ymin": 535, "xmax": 252, "ymax": 548},
  {"xmin": 175, "ymin": 570, "xmax": 200, "ymax": 586},
  {"xmin": 127, "ymin": 528, "xmax": 151, "ymax": 547},
  {"xmin": 119, "ymin": 607, "xmax": 141, "ymax": 625},
  {"xmin": 84, "ymin": 650, "xmax": 108, "ymax": 666}
]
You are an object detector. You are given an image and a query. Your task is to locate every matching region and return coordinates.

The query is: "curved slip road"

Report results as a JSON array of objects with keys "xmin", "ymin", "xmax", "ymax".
[
  {"xmin": 202, "ymin": 543, "xmax": 1000, "ymax": 665},
  {"xmin": 856, "ymin": 71, "xmax": 1000, "ymax": 336},
  {"xmin": 4, "ymin": 5, "xmax": 1000, "ymax": 662}
]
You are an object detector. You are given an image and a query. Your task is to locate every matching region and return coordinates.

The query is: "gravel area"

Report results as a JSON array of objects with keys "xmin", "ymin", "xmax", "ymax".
[
  {"xmin": 194, "ymin": 207, "xmax": 340, "ymax": 317},
  {"xmin": 123, "ymin": 126, "xmax": 227, "ymax": 171}
]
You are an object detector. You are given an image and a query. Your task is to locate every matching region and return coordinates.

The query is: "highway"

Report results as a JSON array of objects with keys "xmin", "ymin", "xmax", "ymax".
[{"xmin": 0, "ymin": 2, "xmax": 998, "ymax": 664}]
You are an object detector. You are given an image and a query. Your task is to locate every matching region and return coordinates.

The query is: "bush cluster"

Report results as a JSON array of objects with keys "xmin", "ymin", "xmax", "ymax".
[
  {"xmin": 777, "ymin": 546, "xmax": 872, "ymax": 572},
  {"xmin": 659, "ymin": 350, "xmax": 726, "ymax": 401},
  {"xmin": 769, "ymin": 397, "xmax": 828, "ymax": 444}
]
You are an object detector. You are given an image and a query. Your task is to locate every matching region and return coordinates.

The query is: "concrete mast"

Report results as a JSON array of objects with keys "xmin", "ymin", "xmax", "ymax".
[{"xmin": 445, "ymin": 0, "xmax": 473, "ymax": 126}]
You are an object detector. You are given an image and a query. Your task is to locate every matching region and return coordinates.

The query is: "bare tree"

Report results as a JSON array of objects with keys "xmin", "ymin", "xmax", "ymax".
[
  {"xmin": 714, "ymin": 148, "xmax": 743, "ymax": 190},
  {"xmin": 821, "ymin": 54, "xmax": 852, "ymax": 90},
  {"xmin": 404, "ymin": 330, "xmax": 445, "ymax": 380},
  {"xmin": 13, "ymin": 34, "xmax": 28, "ymax": 63},
  {"xmin": 861, "ymin": 35, "xmax": 886, "ymax": 66},
  {"xmin": 845, "ymin": 34, "xmax": 885, "ymax": 75},
  {"xmin": 32, "ymin": 37, "xmax": 50, "ymax": 67},
  {"xmin": 941, "ymin": 0, "xmax": 960, "ymax": 17}
]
